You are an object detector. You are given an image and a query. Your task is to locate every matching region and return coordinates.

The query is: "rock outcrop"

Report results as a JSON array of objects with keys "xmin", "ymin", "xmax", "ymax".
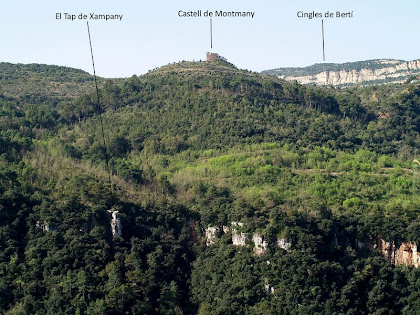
[
  {"xmin": 205, "ymin": 226, "xmax": 219, "ymax": 246},
  {"xmin": 232, "ymin": 231, "xmax": 248, "ymax": 246},
  {"xmin": 231, "ymin": 222, "xmax": 248, "ymax": 246},
  {"xmin": 204, "ymin": 222, "xmax": 250, "ymax": 247},
  {"xmin": 264, "ymin": 59, "xmax": 420, "ymax": 86},
  {"xmin": 253, "ymin": 234, "xmax": 268, "ymax": 255},
  {"xmin": 108, "ymin": 210, "xmax": 122, "ymax": 237},
  {"xmin": 395, "ymin": 243, "xmax": 419, "ymax": 267},
  {"xmin": 201, "ymin": 222, "xmax": 420, "ymax": 268},
  {"xmin": 377, "ymin": 239, "xmax": 419, "ymax": 267},
  {"xmin": 356, "ymin": 238, "xmax": 375, "ymax": 250},
  {"xmin": 277, "ymin": 238, "xmax": 292, "ymax": 251},
  {"xmin": 36, "ymin": 221, "xmax": 56, "ymax": 233},
  {"xmin": 264, "ymin": 281, "xmax": 275, "ymax": 294}
]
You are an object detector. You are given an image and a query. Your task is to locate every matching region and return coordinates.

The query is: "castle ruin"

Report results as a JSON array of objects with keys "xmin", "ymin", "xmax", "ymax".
[{"xmin": 206, "ymin": 52, "xmax": 227, "ymax": 62}]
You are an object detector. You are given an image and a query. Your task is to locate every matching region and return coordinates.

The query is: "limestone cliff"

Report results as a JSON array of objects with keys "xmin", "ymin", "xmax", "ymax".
[
  {"xmin": 252, "ymin": 234, "xmax": 268, "ymax": 255},
  {"xmin": 204, "ymin": 222, "xmax": 250, "ymax": 247},
  {"xmin": 277, "ymin": 238, "xmax": 292, "ymax": 251},
  {"xmin": 205, "ymin": 226, "xmax": 219, "ymax": 246},
  {"xmin": 232, "ymin": 231, "xmax": 248, "ymax": 246},
  {"xmin": 201, "ymin": 222, "xmax": 420, "ymax": 267},
  {"xmin": 377, "ymin": 239, "xmax": 419, "ymax": 267},
  {"xmin": 263, "ymin": 59, "xmax": 420, "ymax": 86},
  {"xmin": 108, "ymin": 210, "xmax": 122, "ymax": 237},
  {"xmin": 36, "ymin": 221, "xmax": 56, "ymax": 233}
]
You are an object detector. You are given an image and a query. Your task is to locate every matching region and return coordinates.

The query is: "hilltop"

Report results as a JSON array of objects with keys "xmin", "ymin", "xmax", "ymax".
[{"xmin": 263, "ymin": 59, "xmax": 420, "ymax": 86}]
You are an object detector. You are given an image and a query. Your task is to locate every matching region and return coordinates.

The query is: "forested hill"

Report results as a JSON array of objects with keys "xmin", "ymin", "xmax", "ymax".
[
  {"xmin": 263, "ymin": 59, "xmax": 420, "ymax": 86},
  {"xmin": 0, "ymin": 62, "xmax": 101, "ymax": 101},
  {"xmin": 0, "ymin": 61, "xmax": 420, "ymax": 314},
  {"xmin": 63, "ymin": 60, "xmax": 419, "ymax": 156}
]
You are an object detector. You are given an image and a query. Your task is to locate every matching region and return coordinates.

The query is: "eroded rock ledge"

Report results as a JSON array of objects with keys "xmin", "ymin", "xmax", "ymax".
[{"xmin": 203, "ymin": 222, "xmax": 419, "ymax": 267}]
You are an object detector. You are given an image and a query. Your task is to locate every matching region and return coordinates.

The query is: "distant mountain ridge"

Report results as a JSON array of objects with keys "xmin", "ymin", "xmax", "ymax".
[{"xmin": 262, "ymin": 59, "xmax": 420, "ymax": 86}]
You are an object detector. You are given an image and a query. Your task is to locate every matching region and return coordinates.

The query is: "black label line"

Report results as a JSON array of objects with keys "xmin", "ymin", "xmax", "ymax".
[
  {"xmin": 86, "ymin": 21, "xmax": 114, "ymax": 202},
  {"xmin": 322, "ymin": 19, "xmax": 325, "ymax": 61},
  {"xmin": 210, "ymin": 18, "xmax": 213, "ymax": 49}
]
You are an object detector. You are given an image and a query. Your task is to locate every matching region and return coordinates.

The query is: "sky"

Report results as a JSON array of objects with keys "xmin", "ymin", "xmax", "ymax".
[{"xmin": 1, "ymin": 0, "xmax": 420, "ymax": 78}]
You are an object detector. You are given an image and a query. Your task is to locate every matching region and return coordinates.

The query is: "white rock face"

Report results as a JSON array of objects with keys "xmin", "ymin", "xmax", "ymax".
[
  {"xmin": 277, "ymin": 238, "xmax": 292, "ymax": 251},
  {"xmin": 377, "ymin": 239, "xmax": 420, "ymax": 267},
  {"xmin": 36, "ymin": 221, "xmax": 55, "ymax": 232},
  {"xmin": 232, "ymin": 234, "xmax": 248, "ymax": 246},
  {"xmin": 231, "ymin": 222, "xmax": 248, "ymax": 246},
  {"xmin": 232, "ymin": 231, "xmax": 248, "ymax": 246},
  {"xmin": 278, "ymin": 59, "xmax": 420, "ymax": 86},
  {"xmin": 205, "ymin": 226, "xmax": 219, "ymax": 246},
  {"xmin": 378, "ymin": 239, "xmax": 394, "ymax": 262},
  {"xmin": 264, "ymin": 281, "xmax": 275, "ymax": 294},
  {"xmin": 108, "ymin": 210, "xmax": 122, "ymax": 237},
  {"xmin": 413, "ymin": 244, "xmax": 420, "ymax": 268},
  {"xmin": 253, "ymin": 234, "xmax": 268, "ymax": 255}
]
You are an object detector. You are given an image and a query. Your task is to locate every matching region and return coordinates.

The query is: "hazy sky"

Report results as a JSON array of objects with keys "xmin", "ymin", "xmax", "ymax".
[{"xmin": 2, "ymin": 0, "xmax": 419, "ymax": 77}]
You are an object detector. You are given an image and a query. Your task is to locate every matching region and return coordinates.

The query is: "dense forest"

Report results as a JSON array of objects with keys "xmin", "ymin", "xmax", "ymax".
[{"xmin": 0, "ymin": 61, "xmax": 419, "ymax": 314}]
